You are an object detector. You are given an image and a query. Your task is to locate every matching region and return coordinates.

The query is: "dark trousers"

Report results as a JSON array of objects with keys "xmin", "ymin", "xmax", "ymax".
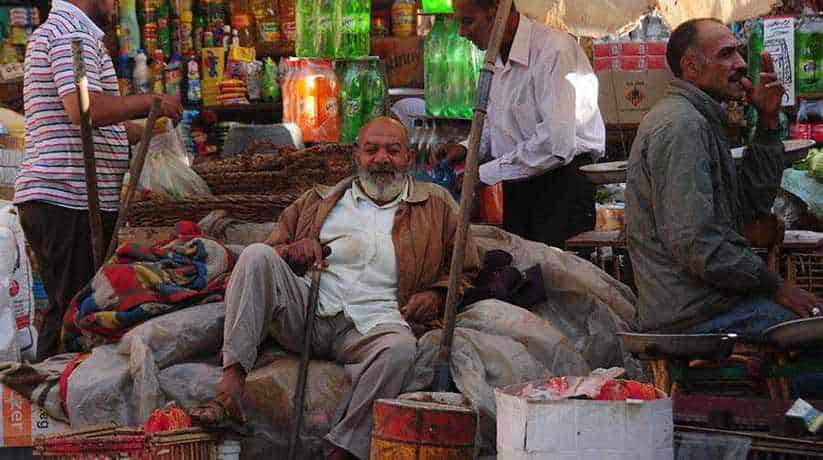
[
  {"xmin": 16, "ymin": 201, "xmax": 116, "ymax": 361},
  {"xmin": 502, "ymin": 154, "xmax": 596, "ymax": 249}
]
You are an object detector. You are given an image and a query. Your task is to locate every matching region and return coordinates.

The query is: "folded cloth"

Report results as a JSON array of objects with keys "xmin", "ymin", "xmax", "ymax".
[
  {"xmin": 460, "ymin": 249, "xmax": 547, "ymax": 310},
  {"xmin": 63, "ymin": 222, "xmax": 235, "ymax": 350}
]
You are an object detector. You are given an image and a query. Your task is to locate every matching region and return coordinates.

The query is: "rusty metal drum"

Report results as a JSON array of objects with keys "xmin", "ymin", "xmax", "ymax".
[{"xmin": 370, "ymin": 392, "xmax": 478, "ymax": 460}]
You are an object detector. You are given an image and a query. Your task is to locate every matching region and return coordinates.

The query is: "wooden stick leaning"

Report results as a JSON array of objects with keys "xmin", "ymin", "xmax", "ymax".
[
  {"xmin": 71, "ymin": 39, "xmax": 105, "ymax": 271},
  {"xmin": 105, "ymin": 98, "xmax": 163, "ymax": 260},
  {"xmin": 432, "ymin": 0, "xmax": 514, "ymax": 392}
]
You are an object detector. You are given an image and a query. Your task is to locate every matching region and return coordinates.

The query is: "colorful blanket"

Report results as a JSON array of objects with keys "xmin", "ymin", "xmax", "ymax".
[{"xmin": 64, "ymin": 222, "xmax": 235, "ymax": 349}]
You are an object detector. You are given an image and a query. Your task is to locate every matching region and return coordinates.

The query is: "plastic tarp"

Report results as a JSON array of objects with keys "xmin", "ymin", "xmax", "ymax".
[
  {"xmin": 515, "ymin": 0, "xmax": 777, "ymax": 38},
  {"xmin": 782, "ymin": 168, "xmax": 823, "ymax": 220}
]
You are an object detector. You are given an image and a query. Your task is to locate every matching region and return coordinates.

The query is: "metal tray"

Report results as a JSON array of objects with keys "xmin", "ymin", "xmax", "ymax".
[
  {"xmin": 580, "ymin": 161, "xmax": 627, "ymax": 185},
  {"xmin": 618, "ymin": 332, "xmax": 738, "ymax": 360},
  {"xmin": 764, "ymin": 317, "xmax": 823, "ymax": 350}
]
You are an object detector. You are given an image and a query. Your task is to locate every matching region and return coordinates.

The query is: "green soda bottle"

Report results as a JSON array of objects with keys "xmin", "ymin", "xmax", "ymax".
[
  {"xmin": 364, "ymin": 58, "xmax": 387, "ymax": 119},
  {"xmin": 340, "ymin": 60, "xmax": 365, "ymax": 143},
  {"xmin": 295, "ymin": 0, "xmax": 316, "ymax": 57},
  {"xmin": 422, "ymin": 0, "xmax": 453, "ymax": 14},
  {"xmin": 796, "ymin": 16, "xmax": 821, "ymax": 94},
  {"xmin": 746, "ymin": 18, "xmax": 763, "ymax": 141}
]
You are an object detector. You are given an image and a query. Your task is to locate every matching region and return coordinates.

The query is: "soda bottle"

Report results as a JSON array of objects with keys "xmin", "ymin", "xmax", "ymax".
[
  {"xmin": 281, "ymin": 59, "xmax": 296, "ymax": 123},
  {"xmin": 120, "ymin": 0, "xmax": 141, "ymax": 57},
  {"xmin": 391, "ymin": 0, "xmax": 416, "ymax": 38},
  {"xmin": 165, "ymin": 52, "xmax": 183, "ymax": 98},
  {"xmin": 186, "ymin": 53, "xmax": 202, "ymax": 104},
  {"xmin": 253, "ymin": 0, "xmax": 280, "ymax": 43},
  {"xmin": 796, "ymin": 16, "xmax": 821, "ymax": 94},
  {"xmin": 364, "ymin": 58, "xmax": 387, "ymax": 120},
  {"xmin": 230, "ymin": 0, "xmax": 255, "ymax": 46},
  {"xmin": 193, "ymin": 10, "xmax": 205, "ymax": 55},
  {"xmin": 340, "ymin": 60, "xmax": 365, "ymax": 143},
  {"xmin": 151, "ymin": 49, "xmax": 166, "ymax": 95},
  {"xmin": 746, "ymin": 18, "xmax": 763, "ymax": 141},
  {"xmin": 425, "ymin": 16, "xmax": 445, "ymax": 117},
  {"xmin": 443, "ymin": 19, "xmax": 463, "ymax": 118},
  {"xmin": 315, "ymin": 59, "xmax": 340, "ymax": 142},
  {"xmin": 295, "ymin": 0, "xmax": 315, "ymax": 57},
  {"xmin": 117, "ymin": 53, "xmax": 134, "ymax": 95},
  {"xmin": 181, "ymin": 10, "xmax": 194, "ymax": 56},
  {"xmin": 261, "ymin": 57, "xmax": 280, "ymax": 102},
  {"xmin": 134, "ymin": 49, "xmax": 151, "ymax": 94},
  {"xmin": 341, "ymin": 0, "xmax": 370, "ymax": 58},
  {"xmin": 316, "ymin": 0, "xmax": 341, "ymax": 58},
  {"xmin": 157, "ymin": 1, "xmax": 171, "ymax": 57},
  {"xmin": 422, "ymin": 0, "xmax": 453, "ymax": 14}
]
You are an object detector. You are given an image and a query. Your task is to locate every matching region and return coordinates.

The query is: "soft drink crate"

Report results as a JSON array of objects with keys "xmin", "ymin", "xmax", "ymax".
[{"xmin": 495, "ymin": 383, "xmax": 673, "ymax": 460}]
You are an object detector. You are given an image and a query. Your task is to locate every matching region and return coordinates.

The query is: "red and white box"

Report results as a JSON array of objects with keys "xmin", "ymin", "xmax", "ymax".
[
  {"xmin": 593, "ymin": 42, "xmax": 620, "ymax": 58},
  {"xmin": 645, "ymin": 41, "xmax": 668, "ymax": 56},
  {"xmin": 619, "ymin": 56, "xmax": 647, "ymax": 71},
  {"xmin": 593, "ymin": 57, "xmax": 620, "ymax": 72},
  {"xmin": 646, "ymin": 55, "xmax": 668, "ymax": 70},
  {"xmin": 619, "ymin": 42, "xmax": 646, "ymax": 56}
]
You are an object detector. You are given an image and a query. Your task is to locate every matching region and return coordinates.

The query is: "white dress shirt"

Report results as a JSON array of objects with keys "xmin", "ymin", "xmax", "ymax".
[
  {"xmin": 477, "ymin": 15, "xmax": 605, "ymax": 185},
  {"xmin": 303, "ymin": 179, "xmax": 410, "ymax": 334}
]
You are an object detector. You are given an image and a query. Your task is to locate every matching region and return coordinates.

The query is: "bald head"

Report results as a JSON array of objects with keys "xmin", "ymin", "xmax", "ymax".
[{"xmin": 358, "ymin": 116, "xmax": 410, "ymax": 148}]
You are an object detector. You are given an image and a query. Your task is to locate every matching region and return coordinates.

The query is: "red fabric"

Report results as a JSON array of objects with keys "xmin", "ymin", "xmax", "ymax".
[{"xmin": 59, "ymin": 352, "xmax": 90, "ymax": 420}]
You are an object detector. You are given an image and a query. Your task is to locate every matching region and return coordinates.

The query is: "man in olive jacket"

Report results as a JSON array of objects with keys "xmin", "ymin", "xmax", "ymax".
[
  {"xmin": 626, "ymin": 19, "xmax": 823, "ymax": 337},
  {"xmin": 191, "ymin": 117, "xmax": 479, "ymax": 460}
]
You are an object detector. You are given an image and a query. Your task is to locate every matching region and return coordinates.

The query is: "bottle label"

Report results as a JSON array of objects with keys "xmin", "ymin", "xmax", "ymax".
[
  {"xmin": 259, "ymin": 22, "xmax": 280, "ymax": 42},
  {"xmin": 343, "ymin": 16, "xmax": 355, "ymax": 32},
  {"xmin": 319, "ymin": 17, "xmax": 331, "ymax": 31},
  {"xmin": 325, "ymin": 98, "xmax": 338, "ymax": 116},
  {"xmin": 346, "ymin": 99, "xmax": 360, "ymax": 117}
]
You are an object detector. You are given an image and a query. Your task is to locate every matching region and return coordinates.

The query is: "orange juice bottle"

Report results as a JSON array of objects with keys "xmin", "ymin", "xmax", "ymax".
[{"xmin": 314, "ymin": 59, "xmax": 339, "ymax": 142}]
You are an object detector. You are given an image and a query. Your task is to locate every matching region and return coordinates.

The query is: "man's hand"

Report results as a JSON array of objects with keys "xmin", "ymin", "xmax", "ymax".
[
  {"xmin": 281, "ymin": 239, "xmax": 326, "ymax": 275},
  {"xmin": 432, "ymin": 143, "xmax": 467, "ymax": 166},
  {"xmin": 774, "ymin": 281, "xmax": 822, "ymax": 319},
  {"xmin": 741, "ymin": 52, "xmax": 785, "ymax": 128},
  {"xmin": 124, "ymin": 120, "xmax": 167, "ymax": 145},
  {"xmin": 400, "ymin": 290, "xmax": 445, "ymax": 324},
  {"xmin": 159, "ymin": 95, "xmax": 184, "ymax": 125}
]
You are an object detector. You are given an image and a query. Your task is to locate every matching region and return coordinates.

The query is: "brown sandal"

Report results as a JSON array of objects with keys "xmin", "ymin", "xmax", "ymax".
[{"xmin": 189, "ymin": 392, "xmax": 253, "ymax": 437}]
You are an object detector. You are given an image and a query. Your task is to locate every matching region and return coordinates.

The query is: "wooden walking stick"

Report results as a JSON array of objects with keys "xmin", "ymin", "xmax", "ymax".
[
  {"xmin": 287, "ymin": 246, "xmax": 332, "ymax": 460},
  {"xmin": 432, "ymin": 0, "xmax": 514, "ymax": 392},
  {"xmin": 71, "ymin": 39, "xmax": 105, "ymax": 271},
  {"xmin": 105, "ymin": 98, "xmax": 163, "ymax": 260}
]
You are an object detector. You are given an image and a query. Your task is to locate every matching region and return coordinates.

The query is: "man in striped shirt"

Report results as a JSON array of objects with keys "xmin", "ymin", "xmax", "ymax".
[{"xmin": 15, "ymin": 0, "xmax": 183, "ymax": 360}]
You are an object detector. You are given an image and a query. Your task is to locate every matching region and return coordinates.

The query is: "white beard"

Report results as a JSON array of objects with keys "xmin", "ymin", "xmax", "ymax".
[{"xmin": 357, "ymin": 169, "xmax": 408, "ymax": 203}]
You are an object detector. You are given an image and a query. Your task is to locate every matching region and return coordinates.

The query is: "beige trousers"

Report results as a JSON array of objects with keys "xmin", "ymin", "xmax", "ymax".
[{"xmin": 223, "ymin": 243, "xmax": 417, "ymax": 460}]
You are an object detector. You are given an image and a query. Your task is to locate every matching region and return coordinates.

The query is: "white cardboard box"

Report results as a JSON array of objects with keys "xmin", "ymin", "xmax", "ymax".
[
  {"xmin": 0, "ymin": 384, "xmax": 69, "ymax": 447},
  {"xmin": 495, "ymin": 386, "xmax": 673, "ymax": 460}
]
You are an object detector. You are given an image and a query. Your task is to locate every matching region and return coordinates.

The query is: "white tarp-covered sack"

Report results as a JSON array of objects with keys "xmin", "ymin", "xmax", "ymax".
[
  {"xmin": 514, "ymin": 0, "xmax": 777, "ymax": 37},
  {"xmin": 0, "ymin": 205, "xmax": 36, "ymax": 361}
]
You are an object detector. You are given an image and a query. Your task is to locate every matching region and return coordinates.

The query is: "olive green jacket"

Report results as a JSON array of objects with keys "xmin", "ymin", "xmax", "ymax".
[{"xmin": 626, "ymin": 79, "xmax": 784, "ymax": 332}]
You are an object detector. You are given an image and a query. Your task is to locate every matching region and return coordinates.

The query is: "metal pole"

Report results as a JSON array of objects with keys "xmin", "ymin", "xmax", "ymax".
[
  {"xmin": 71, "ymin": 39, "xmax": 105, "ymax": 271},
  {"xmin": 105, "ymin": 98, "xmax": 163, "ymax": 260},
  {"xmin": 432, "ymin": 0, "xmax": 514, "ymax": 392}
]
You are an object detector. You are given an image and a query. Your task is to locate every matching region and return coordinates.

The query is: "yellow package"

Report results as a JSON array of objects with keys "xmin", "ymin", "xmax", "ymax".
[{"xmin": 200, "ymin": 48, "xmax": 226, "ymax": 106}]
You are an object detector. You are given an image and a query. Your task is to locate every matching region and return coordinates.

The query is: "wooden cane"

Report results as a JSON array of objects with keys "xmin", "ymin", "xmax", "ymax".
[
  {"xmin": 432, "ymin": 0, "xmax": 514, "ymax": 392},
  {"xmin": 71, "ymin": 39, "xmax": 105, "ymax": 272},
  {"xmin": 287, "ymin": 246, "xmax": 331, "ymax": 460},
  {"xmin": 105, "ymin": 98, "xmax": 163, "ymax": 260}
]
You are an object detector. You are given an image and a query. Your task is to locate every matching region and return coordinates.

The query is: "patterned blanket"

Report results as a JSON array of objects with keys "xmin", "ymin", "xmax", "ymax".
[{"xmin": 64, "ymin": 222, "xmax": 235, "ymax": 349}]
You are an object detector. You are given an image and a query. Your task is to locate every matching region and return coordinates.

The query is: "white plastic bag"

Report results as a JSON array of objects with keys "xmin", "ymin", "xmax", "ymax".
[
  {"xmin": 138, "ymin": 119, "xmax": 211, "ymax": 198},
  {"xmin": 0, "ymin": 228, "xmax": 21, "ymax": 362},
  {"xmin": 0, "ymin": 205, "xmax": 36, "ymax": 361}
]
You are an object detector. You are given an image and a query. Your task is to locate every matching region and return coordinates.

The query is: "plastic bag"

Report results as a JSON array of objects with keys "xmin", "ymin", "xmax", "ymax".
[
  {"xmin": 138, "ymin": 119, "xmax": 212, "ymax": 199},
  {"xmin": 0, "ymin": 205, "xmax": 36, "ymax": 361}
]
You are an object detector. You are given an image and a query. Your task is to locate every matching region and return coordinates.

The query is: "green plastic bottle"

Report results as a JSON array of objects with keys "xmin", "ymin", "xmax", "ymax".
[
  {"xmin": 746, "ymin": 18, "xmax": 763, "ymax": 141},
  {"xmin": 340, "ymin": 60, "xmax": 366, "ymax": 143},
  {"xmin": 422, "ymin": 0, "xmax": 453, "ymax": 14},
  {"xmin": 158, "ymin": 1, "xmax": 172, "ymax": 58},
  {"xmin": 796, "ymin": 16, "xmax": 821, "ymax": 94}
]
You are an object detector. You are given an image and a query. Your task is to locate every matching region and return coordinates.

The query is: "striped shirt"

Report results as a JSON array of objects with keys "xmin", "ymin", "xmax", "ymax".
[{"xmin": 14, "ymin": 0, "xmax": 128, "ymax": 211}]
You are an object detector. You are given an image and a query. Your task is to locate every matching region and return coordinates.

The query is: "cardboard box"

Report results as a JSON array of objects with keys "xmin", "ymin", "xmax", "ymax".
[
  {"xmin": 0, "ymin": 384, "xmax": 69, "ymax": 447},
  {"xmin": 593, "ymin": 42, "xmax": 620, "ymax": 58},
  {"xmin": 370, "ymin": 36, "xmax": 424, "ymax": 88},
  {"xmin": 597, "ymin": 68, "xmax": 674, "ymax": 125},
  {"xmin": 619, "ymin": 42, "xmax": 646, "ymax": 56},
  {"xmin": 646, "ymin": 55, "xmax": 668, "ymax": 70},
  {"xmin": 593, "ymin": 57, "xmax": 619, "ymax": 72},
  {"xmin": 645, "ymin": 41, "xmax": 668, "ymax": 56},
  {"xmin": 619, "ymin": 56, "xmax": 647, "ymax": 71},
  {"xmin": 495, "ymin": 385, "xmax": 673, "ymax": 460}
]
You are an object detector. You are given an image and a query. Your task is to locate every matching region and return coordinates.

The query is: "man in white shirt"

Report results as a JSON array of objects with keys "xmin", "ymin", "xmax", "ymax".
[
  {"xmin": 191, "ymin": 117, "xmax": 479, "ymax": 460},
  {"xmin": 445, "ymin": 0, "xmax": 606, "ymax": 249}
]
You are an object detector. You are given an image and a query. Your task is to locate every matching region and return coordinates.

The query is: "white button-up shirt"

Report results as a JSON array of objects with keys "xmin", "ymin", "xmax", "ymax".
[
  {"xmin": 304, "ymin": 179, "xmax": 410, "ymax": 334},
  {"xmin": 477, "ymin": 15, "xmax": 605, "ymax": 185}
]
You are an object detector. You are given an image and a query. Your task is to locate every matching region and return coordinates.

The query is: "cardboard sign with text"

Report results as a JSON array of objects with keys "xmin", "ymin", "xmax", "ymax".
[
  {"xmin": 597, "ymin": 68, "xmax": 674, "ymax": 125},
  {"xmin": 370, "ymin": 36, "xmax": 424, "ymax": 88},
  {"xmin": 0, "ymin": 384, "xmax": 68, "ymax": 447}
]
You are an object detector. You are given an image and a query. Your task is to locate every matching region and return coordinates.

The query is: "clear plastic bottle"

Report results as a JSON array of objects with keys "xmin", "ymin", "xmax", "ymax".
[{"xmin": 134, "ymin": 49, "xmax": 151, "ymax": 94}]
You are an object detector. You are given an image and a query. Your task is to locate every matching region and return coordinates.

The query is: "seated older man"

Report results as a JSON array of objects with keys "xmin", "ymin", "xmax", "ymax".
[
  {"xmin": 626, "ymin": 19, "xmax": 823, "ymax": 396},
  {"xmin": 191, "ymin": 117, "xmax": 479, "ymax": 460}
]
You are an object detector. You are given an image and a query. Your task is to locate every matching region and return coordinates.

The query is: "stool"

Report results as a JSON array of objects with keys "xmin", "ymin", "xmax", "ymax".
[
  {"xmin": 781, "ymin": 231, "xmax": 823, "ymax": 295},
  {"xmin": 565, "ymin": 230, "xmax": 626, "ymax": 281},
  {"xmin": 619, "ymin": 333, "xmax": 783, "ymax": 399}
]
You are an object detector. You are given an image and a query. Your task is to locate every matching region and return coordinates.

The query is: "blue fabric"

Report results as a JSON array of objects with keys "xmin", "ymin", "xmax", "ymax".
[
  {"xmin": 689, "ymin": 296, "xmax": 823, "ymax": 398},
  {"xmin": 688, "ymin": 296, "xmax": 797, "ymax": 340}
]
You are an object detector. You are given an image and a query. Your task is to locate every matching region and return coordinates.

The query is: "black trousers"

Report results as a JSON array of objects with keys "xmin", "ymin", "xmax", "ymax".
[
  {"xmin": 17, "ymin": 201, "xmax": 116, "ymax": 361},
  {"xmin": 502, "ymin": 154, "xmax": 595, "ymax": 249}
]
